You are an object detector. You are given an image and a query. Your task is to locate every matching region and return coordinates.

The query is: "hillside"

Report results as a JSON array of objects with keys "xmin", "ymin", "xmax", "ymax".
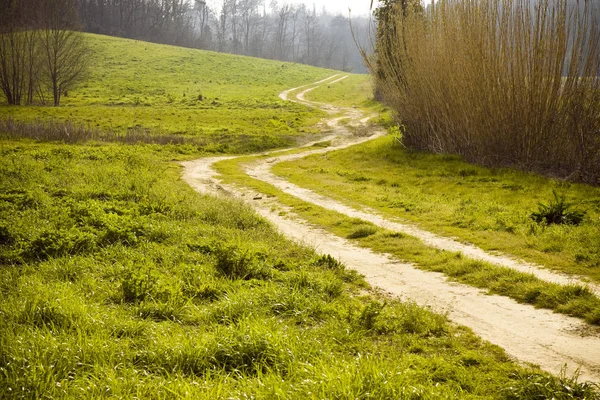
[
  {"xmin": 1, "ymin": 36, "xmax": 598, "ymax": 397},
  {"xmin": 0, "ymin": 33, "xmax": 336, "ymax": 152}
]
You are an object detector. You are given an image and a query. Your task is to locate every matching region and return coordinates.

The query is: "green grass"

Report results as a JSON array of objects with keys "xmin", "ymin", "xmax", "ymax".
[
  {"xmin": 306, "ymin": 74, "xmax": 375, "ymax": 108},
  {"xmin": 3, "ymin": 142, "xmax": 595, "ymax": 398},
  {"xmin": 273, "ymin": 136, "xmax": 600, "ymax": 282},
  {"xmin": 213, "ymin": 155, "xmax": 600, "ymax": 325},
  {"xmin": 0, "ymin": 34, "xmax": 337, "ymax": 152},
  {"xmin": 1, "ymin": 35, "xmax": 599, "ymax": 397}
]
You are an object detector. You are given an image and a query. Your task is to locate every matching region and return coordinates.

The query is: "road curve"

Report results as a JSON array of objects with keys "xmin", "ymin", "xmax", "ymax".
[{"xmin": 181, "ymin": 76, "xmax": 600, "ymax": 382}]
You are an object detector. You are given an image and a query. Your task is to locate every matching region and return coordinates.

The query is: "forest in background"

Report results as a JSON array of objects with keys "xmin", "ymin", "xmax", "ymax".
[{"xmin": 74, "ymin": 0, "xmax": 372, "ymax": 72}]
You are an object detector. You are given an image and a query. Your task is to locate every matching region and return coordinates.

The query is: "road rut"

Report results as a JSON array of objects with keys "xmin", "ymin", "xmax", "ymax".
[{"xmin": 182, "ymin": 75, "xmax": 600, "ymax": 382}]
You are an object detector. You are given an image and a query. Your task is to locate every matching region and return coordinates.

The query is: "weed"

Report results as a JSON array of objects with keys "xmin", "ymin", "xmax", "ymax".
[
  {"xmin": 503, "ymin": 370, "xmax": 600, "ymax": 400},
  {"xmin": 347, "ymin": 224, "xmax": 378, "ymax": 239},
  {"xmin": 531, "ymin": 191, "xmax": 586, "ymax": 226},
  {"xmin": 213, "ymin": 241, "xmax": 272, "ymax": 280},
  {"xmin": 312, "ymin": 253, "xmax": 344, "ymax": 270},
  {"xmin": 358, "ymin": 301, "xmax": 385, "ymax": 330}
]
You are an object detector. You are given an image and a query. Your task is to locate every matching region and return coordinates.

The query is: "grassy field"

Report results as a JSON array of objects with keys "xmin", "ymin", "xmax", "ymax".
[
  {"xmin": 0, "ymin": 34, "xmax": 335, "ymax": 153},
  {"xmin": 4, "ymin": 143, "xmax": 596, "ymax": 398},
  {"xmin": 273, "ymin": 77, "xmax": 600, "ymax": 283},
  {"xmin": 214, "ymin": 152, "xmax": 600, "ymax": 325},
  {"xmin": 305, "ymin": 74, "xmax": 377, "ymax": 109},
  {"xmin": 1, "ymin": 35, "xmax": 599, "ymax": 397}
]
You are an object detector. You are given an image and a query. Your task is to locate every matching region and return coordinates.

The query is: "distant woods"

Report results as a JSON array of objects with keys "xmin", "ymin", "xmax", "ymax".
[
  {"xmin": 73, "ymin": 0, "xmax": 371, "ymax": 72},
  {"xmin": 0, "ymin": 0, "xmax": 90, "ymax": 106},
  {"xmin": 371, "ymin": 0, "xmax": 600, "ymax": 185}
]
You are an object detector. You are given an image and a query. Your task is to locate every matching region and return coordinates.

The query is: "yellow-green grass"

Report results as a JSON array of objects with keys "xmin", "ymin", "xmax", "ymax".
[
  {"xmin": 305, "ymin": 73, "xmax": 378, "ymax": 110},
  {"xmin": 213, "ymin": 155, "xmax": 600, "ymax": 325},
  {"xmin": 3, "ymin": 141, "xmax": 592, "ymax": 398},
  {"xmin": 273, "ymin": 136, "xmax": 600, "ymax": 282},
  {"xmin": 0, "ymin": 34, "xmax": 338, "ymax": 151}
]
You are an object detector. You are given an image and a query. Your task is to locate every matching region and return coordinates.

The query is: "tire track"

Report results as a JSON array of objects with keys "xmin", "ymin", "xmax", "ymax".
[{"xmin": 181, "ymin": 75, "xmax": 600, "ymax": 382}]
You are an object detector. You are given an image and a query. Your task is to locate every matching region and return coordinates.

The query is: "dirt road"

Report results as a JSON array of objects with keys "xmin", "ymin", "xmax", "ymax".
[{"xmin": 182, "ymin": 75, "xmax": 600, "ymax": 382}]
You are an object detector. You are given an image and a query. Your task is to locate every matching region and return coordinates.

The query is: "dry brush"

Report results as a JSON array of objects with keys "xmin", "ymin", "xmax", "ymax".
[{"xmin": 372, "ymin": 0, "xmax": 600, "ymax": 184}]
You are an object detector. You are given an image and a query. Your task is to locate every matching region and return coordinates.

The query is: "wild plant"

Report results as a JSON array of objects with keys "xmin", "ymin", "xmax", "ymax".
[
  {"xmin": 371, "ymin": 0, "xmax": 600, "ymax": 184},
  {"xmin": 530, "ymin": 190, "xmax": 586, "ymax": 225}
]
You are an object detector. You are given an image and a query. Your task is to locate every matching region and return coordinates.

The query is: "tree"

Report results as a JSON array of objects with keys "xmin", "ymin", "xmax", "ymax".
[
  {"xmin": 0, "ymin": 0, "xmax": 39, "ymax": 105},
  {"xmin": 37, "ymin": 0, "xmax": 90, "ymax": 106}
]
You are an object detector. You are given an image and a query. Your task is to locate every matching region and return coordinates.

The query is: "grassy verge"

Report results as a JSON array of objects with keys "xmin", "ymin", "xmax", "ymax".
[
  {"xmin": 214, "ymin": 155, "xmax": 600, "ymax": 325},
  {"xmin": 3, "ymin": 142, "xmax": 597, "ymax": 398},
  {"xmin": 273, "ymin": 136, "xmax": 600, "ymax": 282},
  {"xmin": 306, "ymin": 74, "xmax": 371, "ymax": 106}
]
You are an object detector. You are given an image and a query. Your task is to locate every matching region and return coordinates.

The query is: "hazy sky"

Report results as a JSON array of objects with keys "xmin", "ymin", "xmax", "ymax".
[
  {"xmin": 205, "ymin": 0, "xmax": 383, "ymax": 18},
  {"xmin": 295, "ymin": 0, "xmax": 380, "ymax": 17}
]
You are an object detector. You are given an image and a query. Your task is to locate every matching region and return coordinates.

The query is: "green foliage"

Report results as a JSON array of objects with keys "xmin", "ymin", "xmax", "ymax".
[
  {"xmin": 357, "ymin": 301, "xmax": 386, "ymax": 330},
  {"xmin": 503, "ymin": 371, "xmax": 600, "ymax": 399},
  {"xmin": 0, "ymin": 34, "xmax": 337, "ymax": 153},
  {"xmin": 2, "ymin": 141, "xmax": 593, "ymax": 397},
  {"xmin": 274, "ymin": 136, "xmax": 600, "ymax": 281},
  {"xmin": 213, "ymin": 241, "xmax": 272, "ymax": 280},
  {"xmin": 347, "ymin": 224, "xmax": 379, "ymax": 239},
  {"xmin": 531, "ymin": 191, "xmax": 586, "ymax": 226},
  {"xmin": 312, "ymin": 253, "xmax": 344, "ymax": 270}
]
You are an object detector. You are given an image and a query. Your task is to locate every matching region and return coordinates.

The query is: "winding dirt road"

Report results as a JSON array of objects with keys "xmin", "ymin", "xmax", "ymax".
[{"xmin": 181, "ymin": 75, "xmax": 600, "ymax": 382}]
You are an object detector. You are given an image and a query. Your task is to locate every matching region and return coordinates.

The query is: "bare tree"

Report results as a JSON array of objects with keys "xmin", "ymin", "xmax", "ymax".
[
  {"xmin": 194, "ymin": 0, "xmax": 213, "ymax": 48},
  {"xmin": 0, "ymin": 0, "xmax": 41, "ymax": 105},
  {"xmin": 37, "ymin": 0, "xmax": 90, "ymax": 106},
  {"xmin": 239, "ymin": 0, "xmax": 261, "ymax": 55}
]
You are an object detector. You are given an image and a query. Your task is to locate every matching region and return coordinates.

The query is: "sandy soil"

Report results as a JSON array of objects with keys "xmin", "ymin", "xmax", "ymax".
[{"xmin": 181, "ymin": 76, "xmax": 600, "ymax": 382}]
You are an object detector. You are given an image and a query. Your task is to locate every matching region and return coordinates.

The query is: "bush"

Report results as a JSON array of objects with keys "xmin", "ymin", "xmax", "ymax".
[
  {"xmin": 531, "ymin": 191, "xmax": 586, "ymax": 226},
  {"xmin": 213, "ymin": 241, "xmax": 272, "ymax": 280},
  {"xmin": 371, "ymin": 0, "xmax": 600, "ymax": 184}
]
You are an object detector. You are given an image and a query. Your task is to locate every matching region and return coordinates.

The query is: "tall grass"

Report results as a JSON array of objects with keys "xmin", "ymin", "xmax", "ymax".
[
  {"xmin": 372, "ymin": 0, "xmax": 600, "ymax": 184},
  {"xmin": 0, "ymin": 118, "xmax": 295, "ymax": 153}
]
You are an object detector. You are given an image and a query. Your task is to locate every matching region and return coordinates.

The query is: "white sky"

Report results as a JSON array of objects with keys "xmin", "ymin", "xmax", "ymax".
[
  {"xmin": 297, "ymin": 0, "xmax": 380, "ymax": 17},
  {"xmin": 205, "ymin": 0, "xmax": 382, "ymax": 18}
]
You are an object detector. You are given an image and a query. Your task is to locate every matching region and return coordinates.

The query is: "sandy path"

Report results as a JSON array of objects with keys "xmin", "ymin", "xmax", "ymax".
[{"xmin": 181, "ymin": 76, "xmax": 600, "ymax": 382}]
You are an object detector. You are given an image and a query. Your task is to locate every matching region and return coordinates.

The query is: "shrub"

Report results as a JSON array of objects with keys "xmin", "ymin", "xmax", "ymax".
[
  {"xmin": 371, "ymin": 0, "xmax": 600, "ymax": 184},
  {"xmin": 530, "ymin": 191, "xmax": 586, "ymax": 226},
  {"xmin": 213, "ymin": 241, "xmax": 272, "ymax": 280}
]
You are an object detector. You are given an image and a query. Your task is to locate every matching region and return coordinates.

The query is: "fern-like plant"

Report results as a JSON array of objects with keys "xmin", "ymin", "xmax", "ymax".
[{"xmin": 530, "ymin": 191, "xmax": 585, "ymax": 226}]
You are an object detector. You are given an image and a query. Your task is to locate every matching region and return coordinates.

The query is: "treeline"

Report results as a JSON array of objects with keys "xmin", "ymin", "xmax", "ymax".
[
  {"xmin": 0, "ymin": 0, "xmax": 89, "ymax": 106},
  {"xmin": 74, "ymin": 0, "xmax": 372, "ymax": 72},
  {"xmin": 372, "ymin": 0, "xmax": 600, "ymax": 185}
]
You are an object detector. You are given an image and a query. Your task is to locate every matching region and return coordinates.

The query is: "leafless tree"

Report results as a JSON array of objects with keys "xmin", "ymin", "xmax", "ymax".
[
  {"xmin": 69, "ymin": 0, "xmax": 373, "ymax": 72},
  {"xmin": 37, "ymin": 0, "xmax": 90, "ymax": 106},
  {"xmin": 0, "ymin": 0, "xmax": 40, "ymax": 105}
]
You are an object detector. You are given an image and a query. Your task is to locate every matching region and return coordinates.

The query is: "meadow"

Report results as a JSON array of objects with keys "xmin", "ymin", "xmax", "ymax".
[
  {"xmin": 3, "ymin": 142, "xmax": 598, "ymax": 398},
  {"xmin": 274, "ymin": 76, "xmax": 600, "ymax": 284},
  {"xmin": 0, "ymin": 34, "xmax": 335, "ymax": 153},
  {"xmin": 1, "ymin": 34, "xmax": 599, "ymax": 398}
]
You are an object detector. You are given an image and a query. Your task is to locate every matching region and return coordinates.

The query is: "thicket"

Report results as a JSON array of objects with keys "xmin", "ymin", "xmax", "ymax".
[{"xmin": 371, "ymin": 0, "xmax": 600, "ymax": 185}]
